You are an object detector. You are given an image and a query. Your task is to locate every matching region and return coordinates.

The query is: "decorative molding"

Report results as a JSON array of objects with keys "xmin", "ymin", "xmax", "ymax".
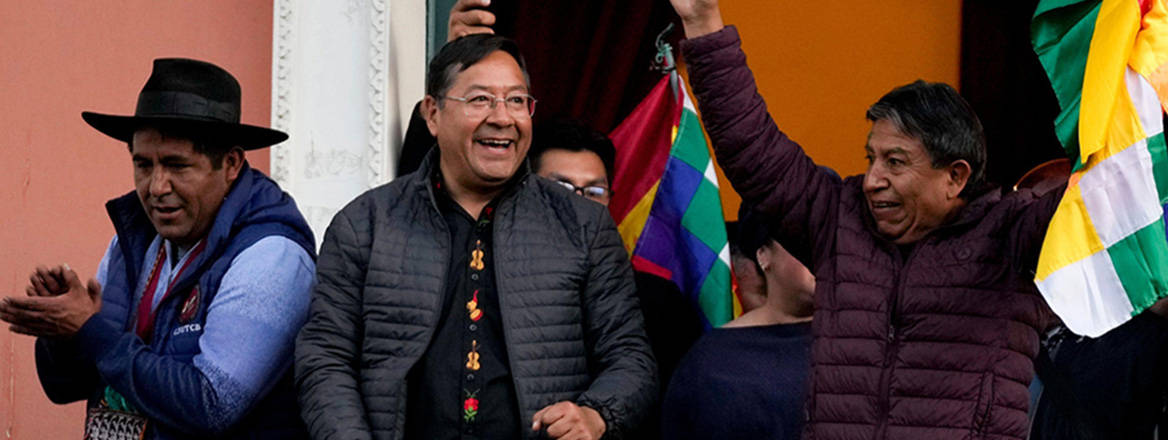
[
  {"xmin": 368, "ymin": 0, "xmax": 388, "ymax": 187},
  {"xmin": 271, "ymin": 0, "xmax": 294, "ymax": 184},
  {"xmin": 269, "ymin": 0, "xmax": 424, "ymax": 245}
]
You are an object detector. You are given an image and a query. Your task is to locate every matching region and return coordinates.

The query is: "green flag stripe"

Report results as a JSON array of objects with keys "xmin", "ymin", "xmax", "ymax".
[
  {"xmin": 1147, "ymin": 134, "xmax": 1168, "ymax": 204},
  {"xmin": 697, "ymin": 259, "xmax": 733, "ymax": 327},
  {"xmin": 1107, "ymin": 218, "xmax": 1168, "ymax": 315},
  {"xmin": 671, "ymin": 110, "xmax": 711, "ymax": 171},
  {"xmin": 1032, "ymin": 0, "xmax": 1101, "ymax": 165},
  {"xmin": 682, "ymin": 180, "xmax": 728, "ymax": 252}
]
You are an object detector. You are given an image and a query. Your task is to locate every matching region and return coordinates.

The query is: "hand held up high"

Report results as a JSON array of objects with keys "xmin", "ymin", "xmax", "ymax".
[
  {"xmin": 668, "ymin": 0, "xmax": 724, "ymax": 38},
  {"xmin": 449, "ymin": 0, "xmax": 496, "ymax": 41}
]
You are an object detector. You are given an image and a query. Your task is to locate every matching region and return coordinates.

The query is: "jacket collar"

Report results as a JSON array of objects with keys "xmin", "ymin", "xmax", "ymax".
[{"xmin": 415, "ymin": 145, "xmax": 532, "ymax": 214}]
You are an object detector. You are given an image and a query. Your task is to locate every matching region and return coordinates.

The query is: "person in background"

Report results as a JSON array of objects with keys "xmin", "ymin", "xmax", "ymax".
[
  {"xmin": 1014, "ymin": 158, "xmax": 1168, "ymax": 440},
  {"xmin": 661, "ymin": 205, "xmax": 814, "ymax": 439},
  {"xmin": 528, "ymin": 117, "xmax": 705, "ymax": 439},
  {"xmin": 728, "ymin": 230, "xmax": 768, "ymax": 314},
  {"xmin": 0, "ymin": 58, "xmax": 315, "ymax": 439}
]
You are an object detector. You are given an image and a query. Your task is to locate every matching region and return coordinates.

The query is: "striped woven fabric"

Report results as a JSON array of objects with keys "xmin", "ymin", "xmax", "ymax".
[
  {"xmin": 1032, "ymin": 0, "xmax": 1168, "ymax": 336},
  {"xmin": 609, "ymin": 72, "xmax": 734, "ymax": 329}
]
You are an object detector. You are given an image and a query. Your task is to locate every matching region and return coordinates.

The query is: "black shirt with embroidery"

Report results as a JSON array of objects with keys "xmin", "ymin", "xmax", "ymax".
[{"xmin": 403, "ymin": 175, "xmax": 520, "ymax": 440}]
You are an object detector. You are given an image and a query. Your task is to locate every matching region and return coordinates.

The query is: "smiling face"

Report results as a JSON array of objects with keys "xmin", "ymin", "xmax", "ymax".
[
  {"xmin": 423, "ymin": 50, "xmax": 532, "ymax": 195},
  {"xmin": 862, "ymin": 119, "xmax": 969, "ymax": 244},
  {"xmin": 131, "ymin": 128, "xmax": 242, "ymax": 247}
]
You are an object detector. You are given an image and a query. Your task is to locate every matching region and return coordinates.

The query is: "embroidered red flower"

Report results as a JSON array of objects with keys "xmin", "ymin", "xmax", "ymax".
[{"xmin": 463, "ymin": 395, "xmax": 480, "ymax": 422}]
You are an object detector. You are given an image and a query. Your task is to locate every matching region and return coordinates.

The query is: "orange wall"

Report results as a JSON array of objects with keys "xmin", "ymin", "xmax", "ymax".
[
  {"xmin": 708, "ymin": 1, "xmax": 962, "ymax": 220},
  {"xmin": 0, "ymin": 2, "xmax": 274, "ymax": 437}
]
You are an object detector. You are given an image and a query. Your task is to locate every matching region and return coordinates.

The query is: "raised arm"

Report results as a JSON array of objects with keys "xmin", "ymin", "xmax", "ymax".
[{"xmin": 674, "ymin": 10, "xmax": 840, "ymax": 265}]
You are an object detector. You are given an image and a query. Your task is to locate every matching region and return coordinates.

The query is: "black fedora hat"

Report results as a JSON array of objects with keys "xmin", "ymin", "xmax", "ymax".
[{"xmin": 82, "ymin": 58, "xmax": 287, "ymax": 150}]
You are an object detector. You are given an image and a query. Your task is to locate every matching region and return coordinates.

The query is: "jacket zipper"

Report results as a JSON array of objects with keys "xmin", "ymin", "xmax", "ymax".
[
  {"xmin": 398, "ymin": 185, "xmax": 451, "ymax": 438},
  {"xmin": 875, "ymin": 240, "xmax": 922, "ymax": 439},
  {"xmin": 490, "ymin": 194, "xmax": 532, "ymax": 436}
]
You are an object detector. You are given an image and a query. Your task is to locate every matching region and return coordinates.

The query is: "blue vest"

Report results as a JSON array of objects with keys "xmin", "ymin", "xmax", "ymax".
[{"xmin": 95, "ymin": 163, "xmax": 315, "ymax": 439}]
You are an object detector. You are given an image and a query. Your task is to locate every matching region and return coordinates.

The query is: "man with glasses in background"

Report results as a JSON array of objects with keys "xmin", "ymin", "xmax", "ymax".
[
  {"xmin": 295, "ymin": 34, "xmax": 656, "ymax": 440},
  {"xmin": 526, "ymin": 118, "xmax": 705, "ymax": 440}
]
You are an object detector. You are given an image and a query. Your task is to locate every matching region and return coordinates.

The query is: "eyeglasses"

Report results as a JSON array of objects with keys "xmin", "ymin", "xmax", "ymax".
[
  {"xmin": 553, "ymin": 180, "xmax": 611, "ymax": 202},
  {"xmin": 442, "ymin": 93, "xmax": 537, "ymax": 119}
]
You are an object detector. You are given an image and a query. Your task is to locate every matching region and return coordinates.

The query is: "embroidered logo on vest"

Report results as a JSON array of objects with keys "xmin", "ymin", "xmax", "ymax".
[{"xmin": 179, "ymin": 286, "xmax": 199, "ymax": 323}]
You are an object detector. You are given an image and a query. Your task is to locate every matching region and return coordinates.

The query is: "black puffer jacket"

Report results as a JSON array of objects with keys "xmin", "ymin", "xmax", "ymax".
[{"xmin": 295, "ymin": 153, "xmax": 656, "ymax": 440}]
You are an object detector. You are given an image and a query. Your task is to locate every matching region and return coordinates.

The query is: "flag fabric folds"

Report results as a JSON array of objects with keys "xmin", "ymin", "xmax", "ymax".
[
  {"xmin": 1032, "ymin": 0, "xmax": 1168, "ymax": 336},
  {"xmin": 609, "ymin": 72, "xmax": 733, "ymax": 329}
]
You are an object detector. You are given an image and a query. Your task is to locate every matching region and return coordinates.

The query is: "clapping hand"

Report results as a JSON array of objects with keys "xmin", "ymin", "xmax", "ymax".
[{"xmin": 0, "ymin": 265, "xmax": 102, "ymax": 338}]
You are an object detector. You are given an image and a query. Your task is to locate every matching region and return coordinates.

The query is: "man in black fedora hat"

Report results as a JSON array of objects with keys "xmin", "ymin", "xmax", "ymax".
[{"xmin": 0, "ymin": 58, "xmax": 316, "ymax": 439}]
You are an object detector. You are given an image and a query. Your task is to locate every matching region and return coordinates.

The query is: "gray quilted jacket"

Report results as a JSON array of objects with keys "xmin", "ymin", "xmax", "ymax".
[{"xmin": 294, "ymin": 152, "xmax": 657, "ymax": 440}]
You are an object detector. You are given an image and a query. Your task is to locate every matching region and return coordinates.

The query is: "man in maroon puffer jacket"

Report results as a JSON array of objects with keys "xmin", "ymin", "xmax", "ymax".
[{"xmin": 669, "ymin": 1, "xmax": 1065, "ymax": 439}]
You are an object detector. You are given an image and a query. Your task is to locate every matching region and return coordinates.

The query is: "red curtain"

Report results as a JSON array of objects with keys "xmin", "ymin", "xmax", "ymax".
[{"xmin": 491, "ymin": 0, "xmax": 681, "ymax": 133}]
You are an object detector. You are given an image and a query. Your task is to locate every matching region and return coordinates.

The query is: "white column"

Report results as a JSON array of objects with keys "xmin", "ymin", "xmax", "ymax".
[{"xmin": 270, "ymin": 0, "xmax": 426, "ymax": 247}]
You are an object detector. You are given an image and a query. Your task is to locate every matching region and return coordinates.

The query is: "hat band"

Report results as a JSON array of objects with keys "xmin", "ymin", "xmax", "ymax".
[{"xmin": 135, "ymin": 90, "xmax": 239, "ymax": 123}]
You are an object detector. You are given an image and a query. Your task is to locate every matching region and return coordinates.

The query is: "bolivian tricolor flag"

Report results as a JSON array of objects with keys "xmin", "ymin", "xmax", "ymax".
[
  {"xmin": 1032, "ymin": 0, "xmax": 1168, "ymax": 336},
  {"xmin": 609, "ymin": 72, "xmax": 733, "ymax": 329}
]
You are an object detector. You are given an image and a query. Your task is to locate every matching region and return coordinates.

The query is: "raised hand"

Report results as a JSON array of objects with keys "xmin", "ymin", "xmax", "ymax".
[
  {"xmin": 449, "ymin": 0, "xmax": 496, "ymax": 42},
  {"xmin": 668, "ymin": 0, "xmax": 724, "ymax": 38}
]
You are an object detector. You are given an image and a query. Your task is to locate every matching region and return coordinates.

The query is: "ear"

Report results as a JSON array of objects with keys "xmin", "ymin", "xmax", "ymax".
[
  {"xmin": 223, "ymin": 148, "xmax": 245, "ymax": 182},
  {"xmin": 422, "ymin": 95, "xmax": 441, "ymax": 137},
  {"xmin": 946, "ymin": 159, "xmax": 972, "ymax": 199},
  {"xmin": 755, "ymin": 247, "xmax": 770, "ymax": 273}
]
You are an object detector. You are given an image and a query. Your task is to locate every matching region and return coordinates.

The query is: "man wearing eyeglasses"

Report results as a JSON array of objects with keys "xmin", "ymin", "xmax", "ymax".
[
  {"xmin": 527, "ymin": 118, "xmax": 706, "ymax": 440},
  {"xmin": 295, "ymin": 34, "xmax": 656, "ymax": 440}
]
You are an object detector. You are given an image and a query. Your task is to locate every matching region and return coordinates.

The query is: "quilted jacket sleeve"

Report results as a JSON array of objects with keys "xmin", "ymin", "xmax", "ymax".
[
  {"xmin": 296, "ymin": 209, "xmax": 373, "ymax": 440},
  {"xmin": 680, "ymin": 26, "xmax": 841, "ymax": 265},
  {"xmin": 575, "ymin": 206, "xmax": 658, "ymax": 439}
]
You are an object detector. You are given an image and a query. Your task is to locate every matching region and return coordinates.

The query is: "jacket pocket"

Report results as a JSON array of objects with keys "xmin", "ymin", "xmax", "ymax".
[{"xmin": 971, "ymin": 371, "xmax": 994, "ymax": 438}]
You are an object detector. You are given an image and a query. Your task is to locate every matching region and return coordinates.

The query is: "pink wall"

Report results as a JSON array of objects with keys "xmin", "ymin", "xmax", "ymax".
[{"xmin": 0, "ymin": 2, "xmax": 274, "ymax": 437}]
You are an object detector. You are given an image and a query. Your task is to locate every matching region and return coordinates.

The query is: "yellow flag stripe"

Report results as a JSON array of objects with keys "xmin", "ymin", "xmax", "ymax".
[
  {"xmin": 617, "ymin": 181, "xmax": 661, "ymax": 256},
  {"xmin": 1036, "ymin": 183, "xmax": 1107, "ymax": 280},
  {"xmin": 1079, "ymin": 0, "xmax": 1141, "ymax": 159},
  {"xmin": 1130, "ymin": 0, "xmax": 1168, "ymax": 114}
]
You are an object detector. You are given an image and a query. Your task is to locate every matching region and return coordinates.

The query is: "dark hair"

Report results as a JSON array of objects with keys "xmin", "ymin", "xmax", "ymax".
[
  {"xmin": 731, "ymin": 205, "xmax": 775, "ymax": 267},
  {"xmin": 529, "ymin": 118, "xmax": 616, "ymax": 181},
  {"xmin": 866, "ymin": 80, "xmax": 987, "ymax": 198},
  {"xmin": 426, "ymin": 34, "xmax": 530, "ymax": 100}
]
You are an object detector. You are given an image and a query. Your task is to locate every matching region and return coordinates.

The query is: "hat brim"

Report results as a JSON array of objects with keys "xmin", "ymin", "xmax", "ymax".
[{"xmin": 82, "ymin": 111, "xmax": 288, "ymax": 150}]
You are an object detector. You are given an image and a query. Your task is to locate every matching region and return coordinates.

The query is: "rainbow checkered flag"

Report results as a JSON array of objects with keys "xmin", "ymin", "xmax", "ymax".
[
  {"xmin": 1032, "ymin": 0, "xmax": 1168, "ymax": 336},
  {"xmin": 608, "ymin": 72, "xmax": 733, "ymax": 329}
]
